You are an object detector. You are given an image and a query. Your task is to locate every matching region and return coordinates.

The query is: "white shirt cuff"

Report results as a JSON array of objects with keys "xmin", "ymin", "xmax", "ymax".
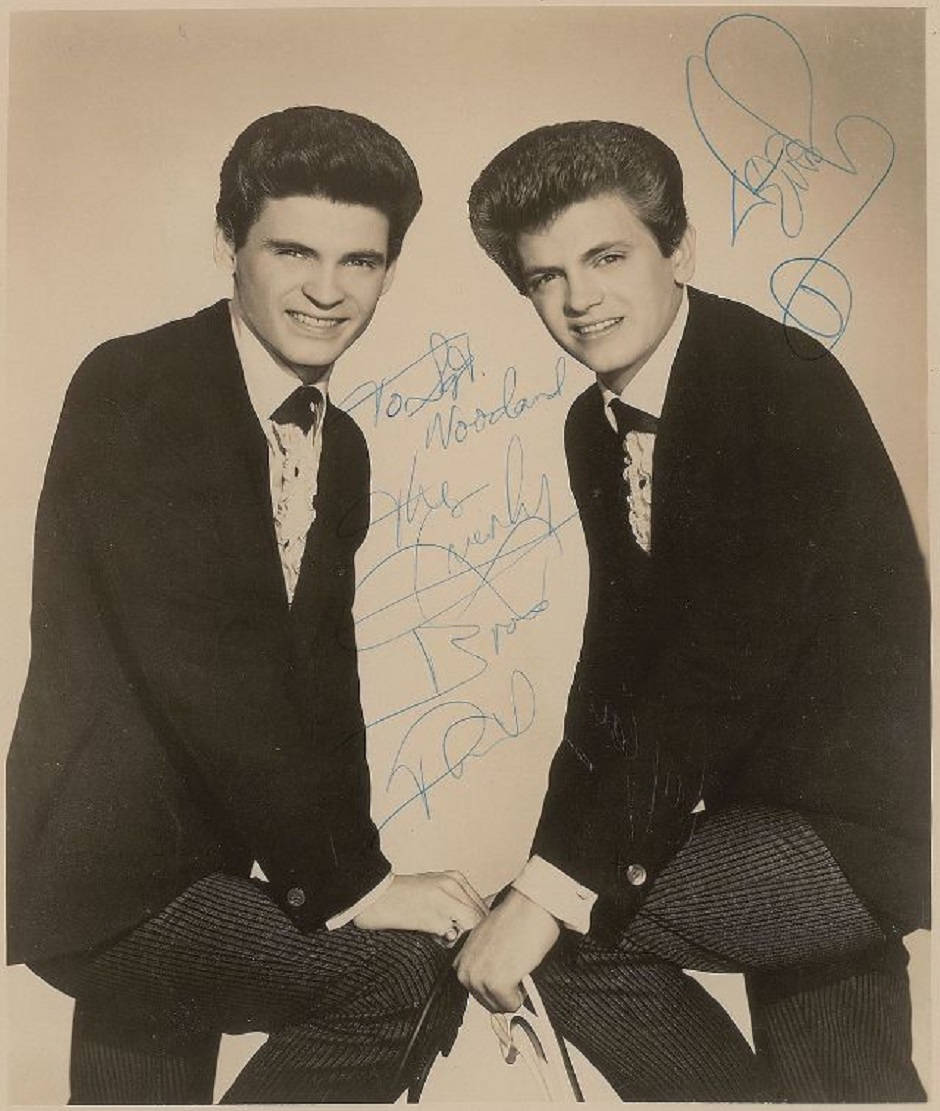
[
  {"xmin": 512, "ymin": 855, "xmax": 597, "ymax": 934},
  {"xmin": 325, "ymin": 872, "xmax": 395, "ymax": 930}
]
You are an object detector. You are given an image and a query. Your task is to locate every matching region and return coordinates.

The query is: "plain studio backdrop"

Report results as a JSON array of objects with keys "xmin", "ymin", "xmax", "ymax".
[{"xmin": 2, "ymin": 5, "xmax": 931, "ymax": 1103}]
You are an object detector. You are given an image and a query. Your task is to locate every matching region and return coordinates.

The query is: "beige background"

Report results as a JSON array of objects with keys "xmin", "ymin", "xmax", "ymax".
[{"xmin": 2, "ymin": 4, "xmax": 932, "ymax": 1104}]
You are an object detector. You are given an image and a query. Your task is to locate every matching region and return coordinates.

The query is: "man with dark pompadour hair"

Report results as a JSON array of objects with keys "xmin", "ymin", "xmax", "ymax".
[
  {"xmin": 7, "ymin": 105, "xmax": 483, "ymax": 1104},
  {"xmin": 455, "ymin": 119, "xmax": 929, "ymax": 1102}
]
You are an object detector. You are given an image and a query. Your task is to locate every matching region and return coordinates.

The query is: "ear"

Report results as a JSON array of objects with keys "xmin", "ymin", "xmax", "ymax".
[
  {"xmin": 379, "ymin": 258, "xmax": 398, "ymax": 297},
  {"xmin": 214, "ymin": 226, "xmax": 237, "ymax": 274},
  {"xmin": 671, "ymin": 224, "xmax": 696, "ymax": 285}
]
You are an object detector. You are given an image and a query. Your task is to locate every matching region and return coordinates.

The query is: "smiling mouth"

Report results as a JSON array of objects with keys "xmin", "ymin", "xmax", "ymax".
[
  {"xmin": 287, "ymin": 309, "xmax": 347, "ymax": 332},
  {"xmin": 571, "ymin": 317, "xmax": 623, "ymax": 338}
]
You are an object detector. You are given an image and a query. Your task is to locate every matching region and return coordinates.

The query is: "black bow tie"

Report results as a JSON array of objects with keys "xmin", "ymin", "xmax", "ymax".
[
  {"xmin": 271, "ymin": 385, "xmax": 323, "ymax": 434},
  {"xmin": 609, "ymin": 397, "xmax": 658, "ymax": 438}
]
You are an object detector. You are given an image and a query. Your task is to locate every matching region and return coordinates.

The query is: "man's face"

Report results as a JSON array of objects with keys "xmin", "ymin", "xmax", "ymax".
[
  {"xmin": 225, "ymin": 194, "xmax": 396, "ymax": 382},
  {"xmin": 516, "ymin": 191, "xmax": 695, "ymax": 393}
]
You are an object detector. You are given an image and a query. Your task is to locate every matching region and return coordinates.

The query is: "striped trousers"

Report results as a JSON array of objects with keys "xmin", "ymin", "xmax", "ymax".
[
  {"xmin": 34, "ymin": 874, "xmax": 466, "ymax": 1104},
  {"xmin": 534, "ymin": 804, "xmax": 925, "ymax": 1102}
]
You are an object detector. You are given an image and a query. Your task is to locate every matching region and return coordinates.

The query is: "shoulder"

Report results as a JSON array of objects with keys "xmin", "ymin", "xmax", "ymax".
[
  {"xmin": 683, "ymin": 286, "xmax": 861, "ymax": 425},
  {"xmin": 681, "ymin": 290, "xmax": 894, "ymax": 498},
  {"xmin": 564, "ymin": 382, "xmax": 603, "ymax": 437},
  {"xmin": 325, "ymin": 403, "xmax": 371, "ymax": 483},
  {"xmin": 67, "ymin": 301, "xmax": 231, "ymax": 407},
  {"xmin": 46, "ymin": 302, "xmax": 232, "ymax": 479},
  {"xmin": 327, "ymin": 403, "xmax": 369, "ymax": 453}
]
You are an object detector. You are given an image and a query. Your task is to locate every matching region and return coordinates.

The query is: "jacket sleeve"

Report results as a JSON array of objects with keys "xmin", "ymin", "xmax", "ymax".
[
  {"xmin": 533, "ymin": 347, "xmax": 927, "ymax": 942},
  {"xmin": 28, "ymin": 342, "xmax": 389, "ymax": 933}
]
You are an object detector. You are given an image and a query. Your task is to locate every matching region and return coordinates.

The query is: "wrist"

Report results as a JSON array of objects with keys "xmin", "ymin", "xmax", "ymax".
[{"xmin": 503, "ymin": 887, "xmax": 562, "ymax": 939}]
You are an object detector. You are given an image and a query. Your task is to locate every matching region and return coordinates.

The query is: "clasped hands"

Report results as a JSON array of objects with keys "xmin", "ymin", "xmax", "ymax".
[{"xmin": 353, "ymin": 872, "xmax": 560, "ymax": 1013}]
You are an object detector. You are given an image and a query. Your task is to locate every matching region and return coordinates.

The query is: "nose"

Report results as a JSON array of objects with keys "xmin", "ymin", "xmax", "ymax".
[
  {"xmin": 564, "ymin": 270, "xmax": 603, "ymax": 317},
  {"xmin": 301, "ymin": 265, "xmax": 343, "ymax": 309}
]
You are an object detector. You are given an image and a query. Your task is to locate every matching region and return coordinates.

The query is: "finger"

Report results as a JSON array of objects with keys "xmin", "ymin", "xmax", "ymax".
[
  {"xmin": 465, "ymin": 982, "xmax": 501, "ymax": 1014},
  {"xmin": 491, "ymin": 983, "xmax": 524, "ymax": 1014},
  {"xmin": 453, "ymin": 955, "xmax": 521, "ymax": 1014},
  {"xmin": 438, "ymin": 908, "xmax": 480, "ymax": 946},
  {"xmin": 439, "ymin": 874, "xmax": 488, "ymax": 920},
  {"xmin": 439, "ymin": 920, "xmax": 463, "ymax": 948},
  {"xmin": 437, "ymin": 893, "xmax": 485, "ymax": 934},
  {"xmin": 444, "ymin": 871, "xmax": 490, "ymax": 916},
  {"xmin": 468, "ymin": 981, "xmax": 522, "ymax": 1015}
]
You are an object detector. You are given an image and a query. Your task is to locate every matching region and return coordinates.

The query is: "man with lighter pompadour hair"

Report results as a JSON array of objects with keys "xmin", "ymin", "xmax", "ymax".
[{"xmin": 455, "ymin": 119, "xmax": 929, "ymax": 1102}]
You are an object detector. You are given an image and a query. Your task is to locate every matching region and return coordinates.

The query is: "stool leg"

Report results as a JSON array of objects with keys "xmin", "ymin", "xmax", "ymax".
[{"xmin": 397, "ymin": 958, "xmax": 465, "ymax": 1102}]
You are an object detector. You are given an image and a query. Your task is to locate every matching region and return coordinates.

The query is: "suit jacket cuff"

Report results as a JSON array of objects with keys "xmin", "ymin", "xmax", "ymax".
[
  {"xmin": 325, "ymin": 871, "xmax": 394, "ymax": 930},
  {"xmin": 272, "ymin": 844, "xmax": 391, "ymax": 932}
]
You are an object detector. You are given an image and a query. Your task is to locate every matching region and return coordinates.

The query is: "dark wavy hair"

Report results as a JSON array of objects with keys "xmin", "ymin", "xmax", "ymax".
[
  {"xmin": 217, "ymin": 106, "xmax": 422, "ymax": 260},
  {"xmin": 468, "ymin": 121, "xmax": 688, "ymax": 292}
]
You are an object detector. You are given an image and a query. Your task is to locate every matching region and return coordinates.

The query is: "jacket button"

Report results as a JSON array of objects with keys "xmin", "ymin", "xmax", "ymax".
[
  {"xmin": 625, "ymin": 863, "xmax": 647, "ymax": 886},
  {"xmin": 286, "ymin": 887, "xmax": 306, "ymax": 908}
]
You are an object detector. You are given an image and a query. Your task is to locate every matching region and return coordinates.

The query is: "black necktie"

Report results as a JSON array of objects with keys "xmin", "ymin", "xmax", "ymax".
[
  {"xmin": 270, "ymin": 385, "xmax": 323, "ymax": 434},
  {"xmin": 609, "ymin": 397, "xmax": 658, "ymax": 438}
]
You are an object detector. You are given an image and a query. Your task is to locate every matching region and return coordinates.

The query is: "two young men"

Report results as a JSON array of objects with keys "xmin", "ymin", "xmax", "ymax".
[{"xmin": 8, "ymin": 109, "xmax": 928, "ymax": 1103}]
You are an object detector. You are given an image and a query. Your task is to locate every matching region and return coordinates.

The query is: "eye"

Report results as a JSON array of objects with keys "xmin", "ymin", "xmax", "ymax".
[
  {"xmin": 346, "ymin": 257, "xmax": 380, "ymax": 270},
  {"xmin": 596, "ymin": 252, "xmax": 625, "ymax": 267},
  {"xmin": 273, "ymin": 247, "xmax": 307, "ymax": 259},
  {"xmin": 527, "ymin": 272, "xmax": 557, "ymax": 293}
]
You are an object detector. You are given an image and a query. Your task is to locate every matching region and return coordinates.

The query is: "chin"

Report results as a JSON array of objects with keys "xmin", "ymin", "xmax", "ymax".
[
  {"xmin": 589, "ymin": 357, "xmax": 631, "ymax": 379},
  {"xmin": 289, "ymin": 339, "xmax": 342, "ymax": 364}
]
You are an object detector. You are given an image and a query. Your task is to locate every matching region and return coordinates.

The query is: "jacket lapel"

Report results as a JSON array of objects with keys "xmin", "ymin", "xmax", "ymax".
[
  {"xmin": 188, "ymin": 301, "xmax": 288, "ymax": 612},
  {"xmin": 650, "ymin": 287, "xmax": 720, "ymax": 560},
  {"xmin": 289, "ymin": 401, "xmax": 355, "ymax": 626}
]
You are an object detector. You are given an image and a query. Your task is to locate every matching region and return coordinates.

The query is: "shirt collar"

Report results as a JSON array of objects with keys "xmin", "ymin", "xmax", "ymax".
[
  {"xmin": 230, "ymin": 301, "xmax": 332, "ymax": 427},
  {"xmin": 598, "ymin": 285, "xmax": 688, "ymax": 419}
]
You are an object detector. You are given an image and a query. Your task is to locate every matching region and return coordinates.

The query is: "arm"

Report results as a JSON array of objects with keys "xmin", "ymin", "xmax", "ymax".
[
  {"xmin": 533, "ymin": 338, "xmax": 925, "ymax": 941},
  {"xmin": 453, "ymin": 857, "xmax": 592, "ymax": 1013},
  {"xmin": 41, "ymin": 340, "xmax": 383, "ymax": 928}
]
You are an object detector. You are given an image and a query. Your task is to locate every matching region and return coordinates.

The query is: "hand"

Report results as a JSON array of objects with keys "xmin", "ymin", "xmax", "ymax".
[
  {"xmin": 453, "ymin": 887, "xmax": 560, "ymax": 1013},
  {"xmin": 352, "ymin": 871, "xmax": 488, "ymax": 940}
]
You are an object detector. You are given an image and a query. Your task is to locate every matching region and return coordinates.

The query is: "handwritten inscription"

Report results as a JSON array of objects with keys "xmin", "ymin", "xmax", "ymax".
[
  {"xmin": 342, "ymin": 332, "xmax": 576, "ymax": 828},
  {"xmin": 338, "ymin": 330, "xmax": 566, "ymax": 447},
  {"xmin": 686, "ymin": 13, "xmax": 895, "ymax": 349}
]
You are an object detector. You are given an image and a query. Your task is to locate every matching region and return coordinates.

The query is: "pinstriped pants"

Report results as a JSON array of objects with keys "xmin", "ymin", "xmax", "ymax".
[
  {"xmin": 533, "ymin": 804, "xmax": 925, "ymax": 1102},
  {"xmin": 34, "ymin": 875, "xmax": 466, "ymax": 1104}
]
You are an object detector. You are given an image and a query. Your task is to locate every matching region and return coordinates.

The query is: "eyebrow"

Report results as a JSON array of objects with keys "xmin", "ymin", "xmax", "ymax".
[
  {"xmin": 521, "ymin": 261, "xmax": 563, "ymax": 282},
  {"xmin": 264, "ymin": 238, "xmax": 315, "ymax": 255},
  {"xmin": 521, "ymin": 239, "xmax": 631, "ymax": 281},
  {"xmin": 342, "ymin": 249, "xmax": 388, "ymax": 264},
  {"xmin": 580, "ymin": 239, "xmax": 630, "ymax": 264},
  {"xmin": 263, "ymin": 239, "xmax": 387, "ymax": 264}
]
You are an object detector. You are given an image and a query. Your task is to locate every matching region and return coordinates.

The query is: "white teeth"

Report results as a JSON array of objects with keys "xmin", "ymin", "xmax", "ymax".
[
  {"xmin": 288, "ymin": 311, "xmax": 343, "ymax": 329},
  {"xmin": 574, "ymin": 318, "xmax": 621, "ymax": 336}
]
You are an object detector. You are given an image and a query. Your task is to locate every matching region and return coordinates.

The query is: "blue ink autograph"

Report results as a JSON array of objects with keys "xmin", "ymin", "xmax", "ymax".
[
  {"xmin": 359, "ymin": 435, "xmax": 578, "ymax": 827},
  {"xmin": 339, "ymin": 331, "xmax": 476, "ymax": 429},
  {"xmin": 361, "ymin": 435, "xmax": 575, "ymax": 666},
  {"xmin": 380, "ymin": 668, "xmax": 537, "ymax": 829},
  {"xmin": 338, "ymin": 329, "xmax": 566, "ymax": 447},
  {"xmin": 339, "ymin": 331, "xmax": 575, "ymax": 828},
  {"xmin": 425, "ymin": 358, "xmax": 566, "ymax": 451},
  {"xmin": 686, "ymin": 13, "xmax": 896, "ymax": 349}
]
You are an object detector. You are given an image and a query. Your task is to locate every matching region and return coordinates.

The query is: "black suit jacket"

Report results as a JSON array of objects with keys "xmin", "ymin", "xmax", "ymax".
[
  {"xmin": 532, "ymin": 287, "xmax": 930, "ymax": 941},
  {"xmin": 7, "ymin": 301, "xmax": 390, "ymax": 965}
]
